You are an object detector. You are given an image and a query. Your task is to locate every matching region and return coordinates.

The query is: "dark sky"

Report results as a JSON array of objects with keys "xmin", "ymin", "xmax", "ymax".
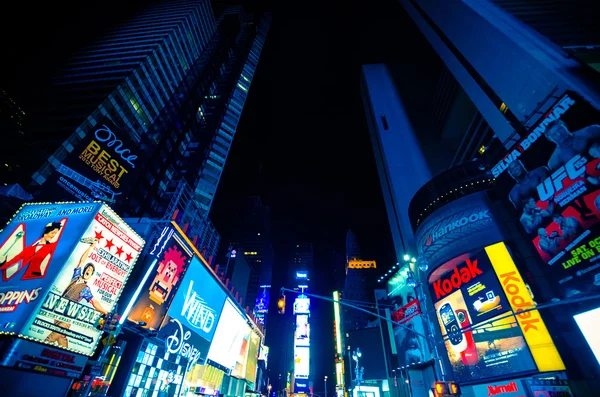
[{"xmin": 2, "ymin": 0, "xmax": 435, "ymax": 393}]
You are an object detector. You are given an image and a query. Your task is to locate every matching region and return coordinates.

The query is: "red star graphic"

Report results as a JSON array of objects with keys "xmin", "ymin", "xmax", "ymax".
[
  {"xmin": 105, "ymin": 238, "xmax": 115, "ymax": 250},
  {"xmin": 94, "ymin": 230, "xmax": 104, "ymax": 240},
  {"xmin": 125, "ymin": 252, "xmax": 133, "ymax": 263},
  {"xmin": 115, "ymin": 245, "xmax": 124, "ymax": 258}
]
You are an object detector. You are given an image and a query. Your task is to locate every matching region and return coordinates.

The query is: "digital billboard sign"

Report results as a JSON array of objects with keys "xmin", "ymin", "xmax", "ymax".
[
  {"xmin": 293, "ymin": 296, "xmax": 310, "ymax": 314},
  {"xmin": 165, "ymin": 256, "xmax": 226, "ymax": 343},
  {"xmin": 388, "ymin": 265, "xmax": 431, "ymax": 368},
  {"xmin": 207, "ymin": 298, "xmax": 251, "ymax": 372},
  {"xmin": 295, "ymin": 314, "xmax": 310, "ymax": 347},
  {"xmin": 492, "ymin": 92, "xmax": 600, "ymax": 298},
  {"xmin": 245, "ymin": 330, "xmax": 261, "ymax": 382},
  {"xmin": 20, "ymin": 204, "xmax": 144, "ymax": 356},
  {"xmin": 428, "ymin": 242, "xmax": 564, "ymax": 383},
  {"xmin": 40, "ymin": 118, "xmax": 139, "ymax": 205},
  {"xmin": 294, "ymin": 346, "xmax": 310, "ymax": 379},
  {"xmin": 0, "ymin": 203, "xmax": 101, "ymax": 336},
  {"xmin": 127, "ymin": 227, "xmax": 193, "ymax": 330}
]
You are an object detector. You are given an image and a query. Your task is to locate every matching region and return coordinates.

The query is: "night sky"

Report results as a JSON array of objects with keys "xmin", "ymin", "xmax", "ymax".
[{"xmin": 2, "ymin": 0, "xmax": 433, "ymax": 393}]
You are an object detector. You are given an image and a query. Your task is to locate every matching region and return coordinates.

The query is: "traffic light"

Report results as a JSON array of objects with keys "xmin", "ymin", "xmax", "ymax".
[
  {"xmin": 277, "ymin": 292, "xmax": 286, "ymax": 314},
  {"xmin": 95, "ymin": 313, "xmax": 107, "ymax": 331},
  {"xmin": 105, "ymin": 312, "xmax": 121, "ymax": 333},
  {"xmin": 432, "ymin": 381, "xmax": 460, "ymax": 397}
]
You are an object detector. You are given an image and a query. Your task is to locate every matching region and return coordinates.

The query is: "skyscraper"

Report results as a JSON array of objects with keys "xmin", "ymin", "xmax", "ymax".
[{"xmin": 5, "ymin": 0, "xmax": 271, "ymax": 259}]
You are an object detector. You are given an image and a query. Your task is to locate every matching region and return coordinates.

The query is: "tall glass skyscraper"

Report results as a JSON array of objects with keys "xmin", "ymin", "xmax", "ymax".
[{"xmin": 11, "ymin": 0, "xmax": 271, "ymax": 258}]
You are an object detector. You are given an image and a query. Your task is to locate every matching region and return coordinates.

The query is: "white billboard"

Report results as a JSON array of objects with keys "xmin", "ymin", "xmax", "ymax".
[
  {"xmin": 294, "ymin": 346, "xmax": 310, "ymax": 379},
  {"xmin": 293, "ymin": 297, "xmax": 310, "ymax": 314},
  {"xmin": 295, "ymin": 314, "xmax": 310, "ymax": 347}
]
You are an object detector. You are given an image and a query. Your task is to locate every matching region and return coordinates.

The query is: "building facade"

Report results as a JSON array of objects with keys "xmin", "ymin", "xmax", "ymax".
[
  {"xmin": 362, "ymin": 1, "xmax": 600, "ymax": 396},
  {"xmin": 6, "ymin": 0, "xmax": 271, "ymax": 260}
]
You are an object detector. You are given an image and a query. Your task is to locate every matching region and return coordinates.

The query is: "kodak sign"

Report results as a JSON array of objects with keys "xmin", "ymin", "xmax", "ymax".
[
  {"xmin": 485, "ymin": 242, "xmax": 565, "ymax": 372},
  {"xmin": 432, "ymin": 258, "xmax": 483, "ymax": 300}
]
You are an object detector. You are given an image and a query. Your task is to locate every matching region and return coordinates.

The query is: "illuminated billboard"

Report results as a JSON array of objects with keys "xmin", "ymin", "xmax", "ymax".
[
  {"xmin": 0, "ymin": 203, "xmax": 101, "ymax": 336},
  {"xmin": 293, "ymin": 296, "xmax": 310, "ymax": 314},
  {"xmin": 166, "ymin": 257, "xmax": 226, "ymax": 343},
  {"xmin": 254, "ymin": 286, "xmax": 270, "ymax": 326},
  {"xmin": 428, "ymin": 242, "xmax": 564, "ymax": 383},
  {"xmin": 294, "ymin": 346, "xmax": 310, "ymax": 379},
  {"xmin": 388, "ymin": 265, "xmax": 432, "ymax": 368},
  {"xmin": 574, "ymin": 307, "xmax": 600, "ymax": 367},
  {"xmin": 295, "ymin": 271, "xmax": 308, "ymax": 279},
  {"xmin": 295, "ymin": 314, "xmax": 310, "ymax": 347},
  {"xmin": 207, "ymin": 298, "xmax": 251, "ymax": 372},
  {"xmin": 245, "ymin": 330, "xmax": 261, "ymax": 383},
  {"xmin": 40, "ymin": 118, "xmax": 139, "ymax": 205},
  {"xmin": 20, "ymin": 204, "xmax": 144, "ymax": 356},
  {"xmin": 492, "ymin": 92, "xmax": 600, "ymax": 298},
  {"xmin": 127, "ymin": 227, "xmax": 193, "ymax": 330}
]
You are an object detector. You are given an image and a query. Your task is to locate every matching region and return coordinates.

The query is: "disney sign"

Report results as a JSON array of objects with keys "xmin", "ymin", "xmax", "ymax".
[{"xmin": 164, "ymin": 318, "xmax": 203, "ymax": 366}]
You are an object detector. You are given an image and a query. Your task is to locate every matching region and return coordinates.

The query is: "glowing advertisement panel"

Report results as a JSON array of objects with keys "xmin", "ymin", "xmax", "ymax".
[
  {"xmin": 231, "ymin": 324, "xmax": 252, "ymax": 379},
  {"xmin": 0, "ymin": 203, "xmax": 100, "ymax": 336},
  {"xmin": 21, "ymin": 204, "xmax": 144, "ymax": 356},
  {"xmin": 40, "ymin": 118, "xmax": 139, "ymax": 205},
  {"xmin": 429, "ymin": 246, "xmax": 535, "ymax": 383},
  {"xmin": 293, "ymin": 296, "xmax": 310, "ymax": 314},
  {"xmin": 294, "ymin": 346, "xmax": 310, "ymax": 379},
  {"xmin": 492, "ymin": 92, "xmax": 600, "ymax": 298},
  {"xmin": 127, "ymin": 227, "xmax": 193, "ymax": 330},
  {"xmin": 295, "ymin": 314, "xmax": 310, "ymax": 347},
  {"xmin": 207, "ymin": 298, "xmax": 251, "ymax": 371},
  {"xmin": 244, "ymin": 330, "xmax": 261, "ymax": 382},
  {"xmin": 429, "ymin": 242, "xmax": 564, "ymax": 383},
  {"xmin": 574, "ymin": 306, "xmax": 600, "ymax": 366},
  {"xmin": 166, "ymin": 257, "xmax": 226, "ymax": 343}
]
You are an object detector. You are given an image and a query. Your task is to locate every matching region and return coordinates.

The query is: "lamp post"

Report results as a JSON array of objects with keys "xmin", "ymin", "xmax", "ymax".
[
  {"xmin": 324, "ymin": 376, "xmax": 328, "ymax": 397},
  {"xmin": 268, "ymin": 384, "xmax": 272, "ymax": 397},
  {"xmin": 352, "ymin": 348, "xmax": 363, "ymax": 397}
]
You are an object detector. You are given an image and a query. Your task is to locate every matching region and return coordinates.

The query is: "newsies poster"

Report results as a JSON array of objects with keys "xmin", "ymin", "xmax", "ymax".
[
  {"xmin": 492, "ymin": 91, "xmax": 600, "ymax": 298},
  {"xmin": 18, "ymin": 204, "xmax": 144, "ymax": 356}
]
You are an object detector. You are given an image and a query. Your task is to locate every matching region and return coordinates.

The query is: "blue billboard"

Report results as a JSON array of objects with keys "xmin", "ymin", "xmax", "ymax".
[
  {"xmin": 0, "ymin": 203, "xmax": 101, "ymax": 336},
  {"xmin": 165, "ymin": 257, "xmax": 226, "ymax": 342}
]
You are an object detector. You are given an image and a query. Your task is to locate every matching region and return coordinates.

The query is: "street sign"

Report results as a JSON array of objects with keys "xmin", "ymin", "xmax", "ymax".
[{"xmin": 102, "ymin": 335, "xmax": 116, "ymax": 347}]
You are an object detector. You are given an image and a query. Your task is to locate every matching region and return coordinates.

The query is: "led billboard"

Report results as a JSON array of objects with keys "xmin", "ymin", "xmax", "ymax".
[
  {"xmin": 492, "ymin": 92, "xmax": 600, "ymax": 298},
  {"xmin": 428, "ymin": 242, "xmax": 564, "ymax": 383},
  {"xmin": 293, "ymin": 296, "xmax": 310, "ymax": 314},
  {"xmin": 245, "ymin": 330, "xmax": 261, "ymax": 382},
  {"xmin": 0, "ymin": 203, "xmax": 101, "ymax": 336},
  {"xmin": 294, "ymin": 346, "xmax": 310, "ymax": 379},
  {"xmin": 127, "ymin": 227, "xmax": 193, "ymax": 330},
  {"xmin": 295, "ymin": 314, "xmax": 310, "ymax": 347},
  {"xmin": 207, "ymin": 298, "xmax": 251, "ymax": 372},
  {"xmin": 166, "ymin": 257, "xmax": 226, "ymax": 343},
  {"xmin": 40, "ymin": 118, "xmax": 139, "ymax": 205},
  {"xmin": 254, "ymin": 286, "xmax": 270, "ymax": 326},
  {"xmin": 20, "ymin": 204, "xmax": 144, "ymax": 356},
  {"xmin": 574, "ymin": 306, "xmax": 600, "ymax": 367}
]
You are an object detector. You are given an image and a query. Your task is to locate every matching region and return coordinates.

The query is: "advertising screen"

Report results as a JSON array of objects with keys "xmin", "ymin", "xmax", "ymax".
[
  {"xmin": 388, "ymin": 265, "xmax": 432, "ymax": 367},
  {"xmin": 294, "ymin": 346, "xmax": 310, "ymax": 379},
  {"xmin": 0, "ymin": 203, "xmax": 100, "ymax": 335},
  {"xmin": 245, "ymin": 330, "xmax": 261, "ymax": 382},
  {"xmin": 429, "ymin": 245, "xmax": 535, "ymax": 383},
  {"xmin": 40, "ymin": 118, "xmax": 139, "ymax": 205},
  {"xmin": 231, "ymin": 327, "xmax": 251, "ymax": 379},
  {"xmin": 492, "ymin": 92, "xmax": 600, "ymax": 298},
  {"xmin": 428, "ymin": 242, "xmax": 564, "ymax": 383},
  {"xmin": 207, "ymin": 299, "xmax": 251, "ymax": 371},
  {"xmin": 166, "ymin": 257, "xmax": 226, "ymax": 342},
  {"xmin": 158, "ymin": 315, "xmax": 210, "ymax": 367},
  {"xmin": 254, "ymin": 286, "xmax": 270, "ymax": 326},
  {"xmin": 574, "ymin": 306, "xmax": 600, "ymax": 367},
  {"xmin": 294, "ymin": 297, "xmax": 310, "ymax": 314},
  {"xmin": 295, "ymin": 314, "xmax": 310, "ymax": 347},
  {"xmin": 21, "ymin": 205, "xmax": 144, "ymax": 356},
  {"xmin": 127, "ymin": 227, "xmax": 193, "ymax": 330}
]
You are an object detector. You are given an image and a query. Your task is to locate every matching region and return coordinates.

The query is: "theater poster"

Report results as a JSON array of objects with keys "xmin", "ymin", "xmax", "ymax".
[
  {"xmin": 0, "ymin": 203, "xmax": 101, "ymax": 335},
  {"xmin": 40, "ymin": 118, "xmax": 139, "ymax": 206},
  {"xmin": 492, "ymin": 91, "xmax": 600, "ymax": 298},
  {"xmin": 428, "ymin": 247, "xmax": 537, "ymax": 383},
  {"xmin": 21, "ymin": 205, "xmax": 144, "ymax": 356},
  {"xmin": 127, "ymin": 226, "xmax": 193, "ymax": 331}
]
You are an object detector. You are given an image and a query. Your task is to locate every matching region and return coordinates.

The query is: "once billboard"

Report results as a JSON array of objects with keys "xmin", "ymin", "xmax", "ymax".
[
  {"xmin": 0, "ymin": 203, "xmax": 101, "ymax": 336},
  {"xmin": 127, "ymin": 227, "xmax": 193, "ymax": 330},
  {"xmin": 20, "ymin": 204, "xmax": 144, "ymax": 356},
  {"xmin": 40, "ymin": 118, "xmax": 139, "ymax": 205},
  {"xmin": 493, "ymin": 92, "xmax": 600, "ymax": 298}
]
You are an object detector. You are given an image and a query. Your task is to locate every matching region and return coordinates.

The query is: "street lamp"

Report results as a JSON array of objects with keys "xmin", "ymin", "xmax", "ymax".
[
  {"xmin": 267, "ymin": 384, "xmax": 272, "ymax": 397},
  {"xmin": 324, "ymin": 376, "xmax": 328, "ymax": 397}
]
